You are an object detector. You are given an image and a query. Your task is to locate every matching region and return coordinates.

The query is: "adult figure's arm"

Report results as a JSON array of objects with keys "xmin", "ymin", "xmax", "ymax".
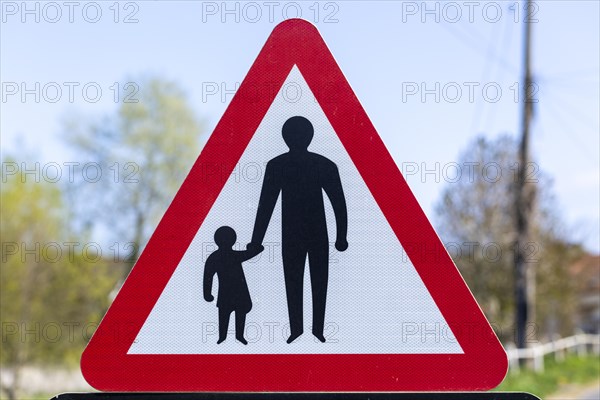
[
  {"xmin": 250, "ymin": 160, "xmax": 281, "ymax": 246},
  {"xmin": 323, "ymin": 162, "xmax": 348, "ymax": 251}
]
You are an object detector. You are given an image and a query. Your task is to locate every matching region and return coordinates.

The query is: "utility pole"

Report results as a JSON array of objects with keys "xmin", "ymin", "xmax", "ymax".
[{"xmin": 514, "ymin": 0, "xmax": 535, "ymax": 352}]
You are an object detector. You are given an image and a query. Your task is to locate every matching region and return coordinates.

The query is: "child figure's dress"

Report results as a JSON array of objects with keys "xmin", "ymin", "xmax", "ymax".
[
  {"xmin": 204, "ymin": 241, "xmax": 262, "ymax": 344},
  {"xmin": 204, "ymin": 250, "xmax": 253, "ymax": 314}
]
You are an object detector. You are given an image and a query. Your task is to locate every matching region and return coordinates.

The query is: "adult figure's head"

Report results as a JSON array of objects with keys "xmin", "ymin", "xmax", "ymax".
[{"xmin": 282, "ymin": 116, "xmax": 313, "ymax": 152}]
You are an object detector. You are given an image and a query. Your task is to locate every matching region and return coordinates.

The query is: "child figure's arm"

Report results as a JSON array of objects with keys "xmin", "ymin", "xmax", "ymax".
[{"xmin": 203, "ymin": 255, "xmax": 217, "ymax": 302}]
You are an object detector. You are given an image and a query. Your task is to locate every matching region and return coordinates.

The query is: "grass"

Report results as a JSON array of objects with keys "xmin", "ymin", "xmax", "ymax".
[{"xmin": 495, "ymin": 353, "xmax": 600, "ymax": 398}]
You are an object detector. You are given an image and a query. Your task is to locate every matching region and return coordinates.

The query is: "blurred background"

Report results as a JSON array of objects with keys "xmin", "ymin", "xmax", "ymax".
[{"xmin": 1, "ymin": 1, "xmax": 599, "ymax": 398}]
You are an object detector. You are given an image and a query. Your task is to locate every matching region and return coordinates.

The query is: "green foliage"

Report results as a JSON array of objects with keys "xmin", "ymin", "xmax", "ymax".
[
  {"xmin": 64, "ymin": 77, "xmax": 202, "ymax": 267},
  {"xmin": 435, "ymin": 135, "xmax": 584, "ymax": 342},
  {"xmin": 2, "ymin": 76, "xmax": 200, "ymax": 397},
  {"xmin": 436, "ymin": 136, "xmax": 518, "ymax": 330},
  {"xmin": 0, "ymin": 161, "xmax": 121, "ymax": 367},
  {"xmin": 495, "ymin": 354, "xmax": 600, "ymax": 398}
]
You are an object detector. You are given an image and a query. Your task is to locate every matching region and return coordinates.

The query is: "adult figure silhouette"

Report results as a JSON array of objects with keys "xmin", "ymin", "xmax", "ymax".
[{"xmin": 248, "ymin": 116, "xmax": 348, "ymax": 344}]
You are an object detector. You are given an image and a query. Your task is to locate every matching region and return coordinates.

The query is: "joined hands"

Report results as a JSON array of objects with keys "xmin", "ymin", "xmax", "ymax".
[{"xmin": 246, "ymin": 242, "xmax": 265, "ymax": 253}]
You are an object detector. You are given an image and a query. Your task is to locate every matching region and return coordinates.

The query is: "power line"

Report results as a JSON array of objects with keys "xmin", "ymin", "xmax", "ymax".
[
  {"xmin": 537, "ymin": 93, "xmax": 599, "ymax": 163},
  {"xmin": 538, "ymin": 67, "xmax": 600, "ymax": 81},
  {"xmin": 438, "ymin": 17, "xmax": 519, "ymax": 76},
  {"xmin": 543, "ymin": 85, "xmax": 600, "ymax": 133},
  {"xmin": 481, "ymin": 9, "xmax": 516, "ymax": 134},
  {"xmin": 468, "ymin": 16, "xmax": 507, "ymax": 136}
]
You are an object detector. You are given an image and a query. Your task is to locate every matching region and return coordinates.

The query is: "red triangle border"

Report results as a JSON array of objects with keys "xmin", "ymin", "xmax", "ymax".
[{"xmin": 81, "ymin": 19, "xmax": 508, "ymax": 392}]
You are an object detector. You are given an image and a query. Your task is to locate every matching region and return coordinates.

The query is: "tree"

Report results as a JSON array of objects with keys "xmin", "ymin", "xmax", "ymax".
[
  {"xmin": 435, "ymin": 135, "xmax": 582, "ymax": 344},
  {"xmin": 0, "ymin": 156, "xmax": 120, "ymax": 399},
  {"xmin": 1, "ymin": 77, "xmax": 201, "ymax": 398},
  {"xmin": 64, "ymin": 77, "xmax": 203, "ymax": 271}
]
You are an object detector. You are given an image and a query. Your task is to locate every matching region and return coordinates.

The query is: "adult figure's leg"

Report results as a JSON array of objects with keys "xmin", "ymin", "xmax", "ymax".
[
  {"xmin": 282, "ymin": 241, "xmax": 307, "ymax": 343},
  {"xmin": 308, "ymin": 241, "xmax": 329, "ymax": 341},
  {"xmin": 235, "ymin": 311, "xmax": 248, "ymax": 345}
]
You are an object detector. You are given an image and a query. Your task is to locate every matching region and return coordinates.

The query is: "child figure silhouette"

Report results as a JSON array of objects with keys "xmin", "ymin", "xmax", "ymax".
[{"xmin": 204, "ymin": 226, "xmax": 264, "ymax": 345}]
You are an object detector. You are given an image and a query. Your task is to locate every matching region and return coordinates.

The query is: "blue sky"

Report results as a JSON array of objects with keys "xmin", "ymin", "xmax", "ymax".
[{"xmin": 2, "ymin": 1, "xmax": 599, "ymax": 252}]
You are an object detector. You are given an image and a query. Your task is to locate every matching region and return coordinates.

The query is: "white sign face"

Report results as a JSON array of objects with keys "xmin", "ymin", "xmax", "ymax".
[{"xmin": 129, "ymin": 66, "xmax": 462, "ymax": 355}]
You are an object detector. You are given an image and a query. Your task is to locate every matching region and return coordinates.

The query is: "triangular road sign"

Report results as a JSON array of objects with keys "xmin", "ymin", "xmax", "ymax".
[{"xmin": 82, "ymin": 19, "xmax": 508, "ymax": 391}]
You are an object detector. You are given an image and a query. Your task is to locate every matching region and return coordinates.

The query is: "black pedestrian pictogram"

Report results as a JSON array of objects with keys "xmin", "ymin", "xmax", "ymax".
[
  {"xmin": 203, "ymin": 226, "xmax": 264, "ymax": 345},
  {"xmin": 248, "ymin": 116, "xmax": 348, "ymax": 344}
]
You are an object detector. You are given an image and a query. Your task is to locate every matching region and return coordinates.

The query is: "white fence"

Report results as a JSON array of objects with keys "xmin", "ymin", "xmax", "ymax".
[
  {"xmin": 0, "ymin": 366, "xmax": 92, "ymax": 396},
  {"xmin": 506, "ymin": 333, "xmax": 600, "ymax": 373}
]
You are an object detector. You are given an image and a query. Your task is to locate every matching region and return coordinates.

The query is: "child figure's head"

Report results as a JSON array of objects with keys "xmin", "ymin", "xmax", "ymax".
[{"xmin": 214, "ymin": 226, "xmax": 236, "ymax": 249}]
